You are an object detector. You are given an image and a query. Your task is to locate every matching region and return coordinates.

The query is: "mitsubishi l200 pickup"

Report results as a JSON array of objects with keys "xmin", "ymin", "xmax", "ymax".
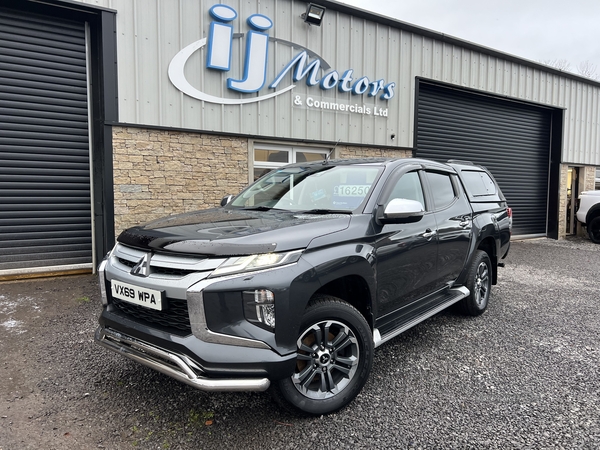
[{"xmin": 96, "ymin": 158, "xmax": 511, "ymax": 415}]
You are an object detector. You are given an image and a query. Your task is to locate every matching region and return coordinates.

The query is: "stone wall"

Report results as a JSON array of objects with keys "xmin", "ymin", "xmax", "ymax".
[
  {"xmin": 337, "ymin": 145, "xmax": 412, "ymax": 159},
  {"xmin": 112, "ymin": 127, "xmax": 249, "ymax": 235},
  {"xmin": 112, "ymin": 127, "xmax": 414, "ymax": 236},
  {"xmin": 558, "ymin": 164, "xmax": 569, "ymax": 239},
  {"xmin": 582, "ymin": 165, "xmax": 597, "ymax": 192}
]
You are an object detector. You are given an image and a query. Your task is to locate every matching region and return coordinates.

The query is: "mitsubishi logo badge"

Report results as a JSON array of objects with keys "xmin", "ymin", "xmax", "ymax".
[{"xmin": 131, "ymin": 253, "xmax": 151, "ymax": 277}]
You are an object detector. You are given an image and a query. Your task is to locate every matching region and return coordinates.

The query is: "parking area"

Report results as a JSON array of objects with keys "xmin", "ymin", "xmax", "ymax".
[{"xmin": 1, "ymin": 238, "xmax": 599, "ymax": 450}]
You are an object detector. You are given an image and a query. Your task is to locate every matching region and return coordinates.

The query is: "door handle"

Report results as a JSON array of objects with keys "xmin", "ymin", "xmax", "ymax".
[
  {"xmin": 421, "ymin": 229, "xmax": 437, "ymax": 240},
  {"xmin": 459, "ymin": 219, "xmax": 471, "ymax": 227}
]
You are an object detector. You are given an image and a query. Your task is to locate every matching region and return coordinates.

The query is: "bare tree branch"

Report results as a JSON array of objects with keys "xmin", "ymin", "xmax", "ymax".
[
  {"xmin": 540, "ymin": 59, "xmax": 572, "ymax": 71},
  {"xmin": 576, "ymin": 60, "xmax": 599, "ymax": 80}
]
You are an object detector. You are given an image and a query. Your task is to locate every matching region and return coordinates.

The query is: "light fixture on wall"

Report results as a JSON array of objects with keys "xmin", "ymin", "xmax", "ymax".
[{"xmin": 301, "ymin": 3, "xmax": 326, "ymax": 26}]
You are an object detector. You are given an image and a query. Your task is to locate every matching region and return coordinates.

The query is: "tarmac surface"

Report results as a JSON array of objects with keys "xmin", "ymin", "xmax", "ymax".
[{"xmin": 1, "ymin": 237, "xmax": 599, "ymax": 449}]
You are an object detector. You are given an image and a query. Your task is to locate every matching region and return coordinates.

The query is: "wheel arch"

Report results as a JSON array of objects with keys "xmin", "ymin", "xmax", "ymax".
[
  {"xmin": 312, "ymin": 275, "xmax": 374, "ymax": 330},
  {"xmin": 586, "ymin": 203, "xmax": 600, "ymax": 225},
  {"xmin": 477, "ymin": 236, "xmax": 498, "ymax": 285},
  {"xmin": 298, "ymin": 245, "xmax": 377, "ymax": 330}
]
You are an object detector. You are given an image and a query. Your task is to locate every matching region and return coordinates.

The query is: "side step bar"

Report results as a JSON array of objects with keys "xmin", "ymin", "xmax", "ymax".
[
  {"xmin": 95, "ymin": 327, "xmax": 270, "ymax": 392},
  {"xmin": 373, "ymin": 286, "xmax": 470, "ymax": 348}
]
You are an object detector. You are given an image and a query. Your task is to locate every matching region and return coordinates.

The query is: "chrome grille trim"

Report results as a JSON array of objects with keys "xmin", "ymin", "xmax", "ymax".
[
  {"xmin": 187, "ymin": 273, "xmax": 285, "ymax": 350},
  {"xmin": 113, "ymin": 243, "xmax": 225, "ymax": 277}
]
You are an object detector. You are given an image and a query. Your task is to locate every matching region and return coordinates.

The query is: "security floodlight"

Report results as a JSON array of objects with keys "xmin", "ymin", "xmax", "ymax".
[{"xmin": 302, "ymin": 3, "xmax": 326, "ymax": 26}]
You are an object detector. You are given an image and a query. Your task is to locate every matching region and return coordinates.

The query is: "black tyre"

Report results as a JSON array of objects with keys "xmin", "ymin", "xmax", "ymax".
[
  {"xmin": 271, "ymin": 296, "xmax": 373, "ymax": 415},
  {"xmin": 588, "ymin": 216, "xmax": 600, "ymax": 244},
  {"xmin": 458, "ymin": 250, "xmax": 492, "ymax": 316}
]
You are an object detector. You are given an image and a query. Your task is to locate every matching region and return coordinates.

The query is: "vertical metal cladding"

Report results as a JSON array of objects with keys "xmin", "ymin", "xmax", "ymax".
[
  {"xmin": 76, "ymin": 0, "xmax": 600, "ymax": 166},
  {"xmin": 0, "ymin": 8, "xmax": 92, "ymax": 271},
  {"xmin": 80, "ymin": 0, "xmax": 403, "ymax": 146}
]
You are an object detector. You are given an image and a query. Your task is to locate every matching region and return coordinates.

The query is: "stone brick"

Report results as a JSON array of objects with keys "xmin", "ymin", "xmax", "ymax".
[
  {"xmin": 119, "ymin": 185, "xmax": 143, "ymax": 193},
  {"xmin": 113, "ymin": 176, "xmax": 131, "ymax": 185},
  {"xmin": 130, "ymin": 176, "xmax": 150, "ymax": 185}
]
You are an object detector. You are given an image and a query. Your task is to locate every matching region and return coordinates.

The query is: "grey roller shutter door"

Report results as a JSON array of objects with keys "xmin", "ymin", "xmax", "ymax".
[
  {"xmin": 0, "ymin": 9, "xmax": 92, "ymax": 272},
  {"xmin": 416, "ymin": 82, "xmax": 551, "ymax": 237}
]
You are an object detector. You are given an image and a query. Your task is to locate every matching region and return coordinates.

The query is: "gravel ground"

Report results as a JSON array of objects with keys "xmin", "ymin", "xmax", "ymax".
[{"xmin": 1, "ymin": 237, "xmax": 599, "ymax": 449}]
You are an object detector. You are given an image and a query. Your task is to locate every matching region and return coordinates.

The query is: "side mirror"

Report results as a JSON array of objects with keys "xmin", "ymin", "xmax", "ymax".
[
  {"xmin": 378, "ymin": 198, "xmax": 424, "ymax": 224},
  {"xmin": 220, "ymin": 194, "xmax": 234, "ymax": 207}
]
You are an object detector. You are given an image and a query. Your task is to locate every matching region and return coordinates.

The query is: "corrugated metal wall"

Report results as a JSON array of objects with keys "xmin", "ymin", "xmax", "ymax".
[
  {"xmin": 0, "ymin": 8, "xmax": 93, "ymax": 272},
  {"xmin": 78, "ymin": 0, "xmax": 600, "ymax": 166}
]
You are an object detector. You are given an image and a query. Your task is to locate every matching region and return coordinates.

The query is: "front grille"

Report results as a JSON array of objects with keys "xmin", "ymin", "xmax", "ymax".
[
  {"xmin": 152, "ymin": 266, "xmax": 196, "ymax": 277},
  {"xmin": 112, "ymin": 297, "xmax": 192, "ymax": 334},
  {"xmin": 117, "ymin": 257, "xmax": 197, "ymax": 277},
  {"xmin": 118, "ymin": 258, "xmax": 135, "ymax": 268}
]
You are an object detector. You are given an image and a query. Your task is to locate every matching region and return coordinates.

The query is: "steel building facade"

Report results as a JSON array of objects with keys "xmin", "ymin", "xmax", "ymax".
[{"xmin": 1, "ymin": 0, "xmax": 599, "ymax": 277}]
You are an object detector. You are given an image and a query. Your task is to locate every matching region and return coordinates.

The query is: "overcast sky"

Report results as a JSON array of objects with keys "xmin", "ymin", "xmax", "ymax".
[{"xmin": 339, "ymin": 0, "xmax": 600, "ymax": 76}]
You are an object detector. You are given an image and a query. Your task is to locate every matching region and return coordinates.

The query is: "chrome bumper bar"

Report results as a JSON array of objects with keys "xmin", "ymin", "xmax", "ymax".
[{"xmin": 94, "ymin": 327, "xmax": 270, "ymax": 392}]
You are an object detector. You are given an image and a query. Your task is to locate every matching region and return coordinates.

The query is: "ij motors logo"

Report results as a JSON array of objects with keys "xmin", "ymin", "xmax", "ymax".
[{"xmin": 168, "ymin": 4, "xmax": 396, "ymax": 106}]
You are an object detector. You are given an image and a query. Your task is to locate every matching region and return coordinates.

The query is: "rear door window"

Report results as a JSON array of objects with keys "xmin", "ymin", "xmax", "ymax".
[{"xmin": 425, "ymin": 171, "xmax": 456, "ymax": 210}]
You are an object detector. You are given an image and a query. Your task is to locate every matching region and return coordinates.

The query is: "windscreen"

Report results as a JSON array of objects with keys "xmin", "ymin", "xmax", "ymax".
[{"xmin": 230, "ymin": 165, "xmax": 381, "ymax": 212}]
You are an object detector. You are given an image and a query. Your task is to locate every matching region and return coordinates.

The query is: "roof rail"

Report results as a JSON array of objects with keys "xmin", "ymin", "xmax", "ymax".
[{"xmin": 447, "ymin": 159, "xmax": 474, "ymax": 165}]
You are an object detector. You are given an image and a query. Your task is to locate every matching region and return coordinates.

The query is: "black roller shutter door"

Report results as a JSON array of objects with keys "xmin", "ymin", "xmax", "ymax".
[
  {"xmin": 0, "ymin": 9, "xmax": 92, "ymax": 272},
  {"xmin": 416, "ymin": 82, "xmax": 551, "ymax": 237}
]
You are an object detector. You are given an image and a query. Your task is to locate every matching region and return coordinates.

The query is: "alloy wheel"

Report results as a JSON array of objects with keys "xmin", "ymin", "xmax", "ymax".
[
  {"xmin": 474, "ymin": 261, "xmax": 490, "ymax": 307},
  {"xmin": 292, "ymin": 320, "xmax": 359, "ymax": 399}
]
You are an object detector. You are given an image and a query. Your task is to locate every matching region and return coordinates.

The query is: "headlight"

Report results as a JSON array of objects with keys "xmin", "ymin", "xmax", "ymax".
[{"xmin": 210, "ymin": 249, "xmax": 303, "ymax": 277}]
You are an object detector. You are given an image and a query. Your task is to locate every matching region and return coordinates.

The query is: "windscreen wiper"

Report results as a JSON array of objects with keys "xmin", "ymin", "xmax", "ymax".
[
  {"xmin": 302, "ymin": 209, "xmax": 353, "ymax": 214},
  {"xmin": 242, "ymin": 206, "xmax": 273, "ymax": 211}
]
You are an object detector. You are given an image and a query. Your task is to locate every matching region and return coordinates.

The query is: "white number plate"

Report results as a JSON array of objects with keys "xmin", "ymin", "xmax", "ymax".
[{"xmin": 111, "ymin": 279, "xmax": 164, "ymax": 311}]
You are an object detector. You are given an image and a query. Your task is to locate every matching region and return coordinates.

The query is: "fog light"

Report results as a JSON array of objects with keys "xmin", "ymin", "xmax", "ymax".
[
  {"xmin": 243, "ymin": 289, "xmax": 275, "ymax": 330},
  {"xmin": 257, "ymin": 303, "xmax": 275, "ymax": 328}
]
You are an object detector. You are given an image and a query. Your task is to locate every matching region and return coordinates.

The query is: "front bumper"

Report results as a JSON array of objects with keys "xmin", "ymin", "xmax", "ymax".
[
  {"xmin": 95, "ymin": 326, "xmax": 271, "ymax": 392},
  {"xmin": 96, "ymin": 244, "xmax": 310, "ymax": 386}
]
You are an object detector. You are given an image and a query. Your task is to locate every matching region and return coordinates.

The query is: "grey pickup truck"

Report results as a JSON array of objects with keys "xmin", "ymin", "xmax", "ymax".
[{"xmin": 96, "ymin": 157, "xmax": 511, "ymax": 415}]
